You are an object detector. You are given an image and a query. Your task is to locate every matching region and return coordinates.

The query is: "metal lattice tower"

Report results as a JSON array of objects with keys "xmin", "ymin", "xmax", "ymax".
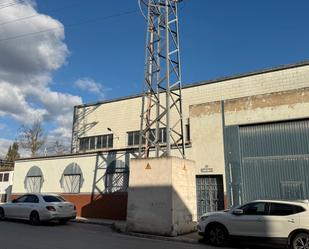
[{"xmin": 138, "ymin": 0, "xmax": 185, "ymax": 158}]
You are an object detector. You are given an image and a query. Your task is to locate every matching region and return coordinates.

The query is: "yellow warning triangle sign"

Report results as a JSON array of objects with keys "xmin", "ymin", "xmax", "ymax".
[{"xmin": 145, "ymin": 163, "xmax": 151, "ymax": 170}]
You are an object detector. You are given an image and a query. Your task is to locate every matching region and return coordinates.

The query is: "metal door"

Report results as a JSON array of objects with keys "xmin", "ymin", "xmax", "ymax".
[{"xmin": 196, "ymin": 175, "xmax": 224, "ymax": 218}]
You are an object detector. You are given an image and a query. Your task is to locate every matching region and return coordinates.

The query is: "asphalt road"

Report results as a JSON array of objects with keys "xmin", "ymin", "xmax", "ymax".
[{"xmin": 0, "ymin": 220, "xmax": 226, "ymax": 249}]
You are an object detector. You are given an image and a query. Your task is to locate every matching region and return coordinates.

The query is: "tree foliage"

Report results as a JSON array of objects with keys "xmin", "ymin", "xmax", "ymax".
[
  {"xmin": 18, "ymin": 121, "xmax": 46, "ymax": 157},
  {"xmin": 5, "ymin": 142, "xmax": 20, "ymax": 162}
]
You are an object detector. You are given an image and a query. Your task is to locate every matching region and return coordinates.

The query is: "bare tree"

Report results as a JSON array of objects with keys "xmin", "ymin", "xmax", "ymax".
[
  {"xmin": 18, "ymin": 121, "xmax": 46, "ymax": 157},
  {"xmin": 49, "ymin": 140, "xmax": 69, "ymax": 155}
]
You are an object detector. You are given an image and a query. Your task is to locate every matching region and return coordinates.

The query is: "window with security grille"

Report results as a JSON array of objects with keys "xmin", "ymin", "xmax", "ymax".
[
  {"xmin": 63, "ymin": 174, "xmax": 81, "ymax": 193},
  {"xmin": 26, "ymin": 176, "xmax": 42, "ymax": 193},
  {"xmin": 105, "ymin": 170, "xmax": 129, "ymax": 193}
]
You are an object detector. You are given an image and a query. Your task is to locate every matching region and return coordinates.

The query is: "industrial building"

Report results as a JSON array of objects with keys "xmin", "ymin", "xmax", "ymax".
[{"xmin": 13, "ymin": 61, "xmax": 309, "ymax": 219}]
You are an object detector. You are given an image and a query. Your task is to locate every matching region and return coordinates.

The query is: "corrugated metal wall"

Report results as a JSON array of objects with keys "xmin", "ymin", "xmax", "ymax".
[{"xmin": 225, "ymin": 119, "xmax": 309, "ymax": 207}]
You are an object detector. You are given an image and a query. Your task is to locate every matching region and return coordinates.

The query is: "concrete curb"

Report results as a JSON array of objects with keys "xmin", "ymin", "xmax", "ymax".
[
  {"xmin": 70, "ymin": 218, "xmax": 114, "ymax": 226},
  {"xmin": 123, "ymin": 231, "xmax": 199, "ymax": 244},
  {"xmin": 71, "ymin": 218, "xmax": 201, "ymax": 245}
]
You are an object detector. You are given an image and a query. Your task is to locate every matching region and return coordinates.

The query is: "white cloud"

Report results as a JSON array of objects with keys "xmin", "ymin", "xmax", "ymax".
[
  {"xmin": 75, "ymin": 78, "xmax": 110, "ymax": 98},
  {"xmin": 0, "ymin": 123, "xmax": 7, "ymax": 130},
  {"xmin": 0, "ymin": 138, "xmax": 30, "ymax": 158},
  {"xmin": 0, "ymin": 0, "xmax": 83, "ymax": 148}
]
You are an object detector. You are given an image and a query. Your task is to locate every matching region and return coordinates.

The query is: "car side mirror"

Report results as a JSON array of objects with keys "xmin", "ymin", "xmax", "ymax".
[
  {"xmin": 11, "ymin": 199, "xmax": 17, "ymax": 203},
  {"xmin": 232, "ymin": 209, "xmax": 244, "ymax": 215}
]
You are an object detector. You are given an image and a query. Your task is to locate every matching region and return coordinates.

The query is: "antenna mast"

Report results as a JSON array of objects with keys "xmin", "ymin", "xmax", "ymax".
[{"xmin": 138, "ymin": 0, "xmax": 185, "ymax": 158}]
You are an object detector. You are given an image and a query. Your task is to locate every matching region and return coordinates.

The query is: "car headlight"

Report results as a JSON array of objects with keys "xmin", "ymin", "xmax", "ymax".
[{"xmin": 199, "ymin": 216, "xmax": 208, "ymax": 222}]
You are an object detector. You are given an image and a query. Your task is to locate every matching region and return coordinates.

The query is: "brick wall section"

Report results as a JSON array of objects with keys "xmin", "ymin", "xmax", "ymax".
[{"xmin": 11, "ymin": 193, "xmax": 128, "ymax": 220}]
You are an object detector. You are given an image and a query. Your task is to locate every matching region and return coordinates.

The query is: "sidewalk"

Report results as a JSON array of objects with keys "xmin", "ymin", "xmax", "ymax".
[{"xmin": 71, "ymin": 217, "xmax": 201, "ymax": 244}]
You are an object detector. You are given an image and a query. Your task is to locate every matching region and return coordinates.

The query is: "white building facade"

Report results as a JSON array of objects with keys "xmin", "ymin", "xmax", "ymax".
[
  {"xmin": 13, "ymin": 62, "xmax": 309, "ymax": 219},
  {"xmin": 0, "ymin": 171, "xmax": 13, "ymax": 203}
]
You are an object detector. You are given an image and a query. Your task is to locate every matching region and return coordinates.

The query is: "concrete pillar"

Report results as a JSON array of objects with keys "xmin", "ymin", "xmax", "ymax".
[{"xmin": 126, "ymin": 156, "xmax": 197, "ymax": 236}]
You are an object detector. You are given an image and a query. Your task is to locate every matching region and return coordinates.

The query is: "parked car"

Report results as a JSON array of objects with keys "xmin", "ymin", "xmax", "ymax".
[
  {"xmin": 0, "ymin": 193, "xmax": 76, "ymax": 225},
  {"xmin": 198, "ymin": 200, "xmax": 309, "ymax": 249}
]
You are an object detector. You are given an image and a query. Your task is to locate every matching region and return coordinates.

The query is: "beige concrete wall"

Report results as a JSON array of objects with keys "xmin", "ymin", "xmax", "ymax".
[
  {"xmin": 189, "ymin": 102, "xmax": 225, "ymax": 177},
  {"xmin": 189, "ymin": 87, "xmax": 309, "ymax": 192},
  {"xmin": 127, "ymin": 157, "xmax": 196, "ymax": 236},
  {"xmin": 13, "ymin": 154, "xmax": 98, "ymax": 194},
  {"xmin": 224, "ymin": 87, "xmax": 309, "ymax": 126},
  {"xmin": 74, "ymin": 65, "xmax": 309, "ymax": 150}
]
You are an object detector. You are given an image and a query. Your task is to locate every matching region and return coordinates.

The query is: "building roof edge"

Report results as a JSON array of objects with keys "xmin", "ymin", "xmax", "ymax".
[{"xmin": 76, "ymin": 61, "xmax": 309, "ymax": 108}]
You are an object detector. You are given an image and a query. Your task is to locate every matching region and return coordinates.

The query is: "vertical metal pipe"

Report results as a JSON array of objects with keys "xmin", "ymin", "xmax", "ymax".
[{"xmin": 165, "ymin": 0, "xmax": 171, "ymax": 156}]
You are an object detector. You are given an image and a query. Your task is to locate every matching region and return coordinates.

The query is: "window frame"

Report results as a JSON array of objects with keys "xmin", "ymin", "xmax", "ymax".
[
  {"xmin": 3, "ymin": 173, "xmax": 9, "ymax": 182},
  {"xmin": 269, "ymin": 202, "xmax": 305, "ymax": 216},
  {"xmin": 239, "ymin": 202, "xmax": 270, "ymax": 216},
  {"xmin": 26, "ymin": 176, "xmax": 42, "ymax": 193},
  {"xmin": 63, "ymin": 173, "xmax": 81, "ymax": 194},
  {"xmin": 25, "ymin": 194, "xmax": 39, "ymax": 203},
  {"xmin": 79, "ymin": 134, "xmax": 113, "ymax": 151},
  {"xmin": 127, "ymin": 128, "xmax": 167, "ymax": 147}
]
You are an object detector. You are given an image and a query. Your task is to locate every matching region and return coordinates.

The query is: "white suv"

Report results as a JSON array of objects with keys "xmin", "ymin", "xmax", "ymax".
[{"xmin": 198, "ymin": 200, "xmax": 309, "ymax": 248}]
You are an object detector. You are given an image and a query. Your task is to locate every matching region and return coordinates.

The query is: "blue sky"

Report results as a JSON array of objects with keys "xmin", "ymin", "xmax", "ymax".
[
  {"xmin": 0, "ymin": 0, "xmax": 309, "ymax": 156},
  {"xmin": 43, "ymin": 0, "xmax": 309, "ymax": 99}
]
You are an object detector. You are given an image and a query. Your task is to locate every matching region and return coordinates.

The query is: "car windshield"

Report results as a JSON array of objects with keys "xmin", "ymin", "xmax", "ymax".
[{"xmin": 43, "ymin": 195, "xmax": 65, "ymax": 202}]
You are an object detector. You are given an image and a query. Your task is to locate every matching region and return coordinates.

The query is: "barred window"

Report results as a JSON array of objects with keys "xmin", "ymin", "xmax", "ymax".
[
  {"xmin": 25, "ymin": 166, "xmax": 44, "ymax": 193},
  {"xmin": 26, "ymin": 176, "xmax": 42, "ymax": 193},
  {"xmin": 61, "ymin": 163, "xmax": 84, "ymax": 194},
  {"xmin": 63, "ymin": 174, "xmax": 81, "ymax": 193}
]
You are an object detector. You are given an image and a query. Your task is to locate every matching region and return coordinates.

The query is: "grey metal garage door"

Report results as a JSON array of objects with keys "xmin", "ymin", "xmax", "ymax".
[
  {"xmin": 225, "ymin": 119, "xmax": 309, "ymax": 206},
  {"xmin": 196, "ymin": 175, "xmax": 224, "ymax": 218}
]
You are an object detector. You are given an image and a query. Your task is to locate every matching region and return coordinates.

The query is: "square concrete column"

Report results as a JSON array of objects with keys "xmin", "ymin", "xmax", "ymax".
[{"xmin": 126, "ymin": 156, "xmax": 197, "ymax": 236}]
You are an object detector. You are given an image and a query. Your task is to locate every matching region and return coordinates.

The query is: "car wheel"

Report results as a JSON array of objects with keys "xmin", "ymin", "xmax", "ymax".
[
  {"xmin": 292, "ymin": 233, "xmax": 309, "ymax": 249},
  {"xmin": 29, "ymin": 211, "xmax": 40, "ymax": 226},
  {"xmin": 0, "ymin": 208, "xmax": 5, "ymax": 220},
  {"xmin": 206, "ymin": 224, "xmax": 228, "ymax": 247}
]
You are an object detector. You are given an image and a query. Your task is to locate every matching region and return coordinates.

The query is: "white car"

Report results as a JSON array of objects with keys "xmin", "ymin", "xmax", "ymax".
[
  {"xmin": 198, "ymin": 200, "xmax": 309, "ymax": 249},
  {"xmin": 0, "ymin": 193, "xmax": 76, "ymax": 225}
]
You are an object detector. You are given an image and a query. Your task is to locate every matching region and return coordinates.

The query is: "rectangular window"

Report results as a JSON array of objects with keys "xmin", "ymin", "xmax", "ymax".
[
  {"xmin": 96, "ymin": 136, "xmax": 102, "ymax": 149},
  {"xmin": 128, "ymin": 129, "xmax": 166, "ymax": 146},
  {"xmin": 0, "ymin": 174, "xmax": 2, "ymax": 182},
  {"xmin": 128, "ymin": 131, "xmax": 136, "ymax": 146},
  {"xmin": 63, "ymin": 174, "xmax": 81, "ymax": 193},
  {"xmin": 3, "ymin": 173, "xmax": 9, "ymax": 182},
  {"xmin": 79, "ymin": 138, "xmax": 89, "ymax": 151},
  {"xmin": 79, "ymin": 134, "xmax": 113, "ymax": 152},
  {"xmin": 0, "ymin": 194, "xmax": 7, "ymax": 203},
  {"xmin": 107, "ymin": 135, "xmax": 113, "ymax": 148},
  {"xmin": 128, "ymin": 131, "xmax": 143, "ymax": 146},
  {"xmin": 186, "ymin": 124, "xmax": 191, "ymax": 142},
  {"xmin": 89, "ymin": 137, "xmax": 96, "ymax": 150}
]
